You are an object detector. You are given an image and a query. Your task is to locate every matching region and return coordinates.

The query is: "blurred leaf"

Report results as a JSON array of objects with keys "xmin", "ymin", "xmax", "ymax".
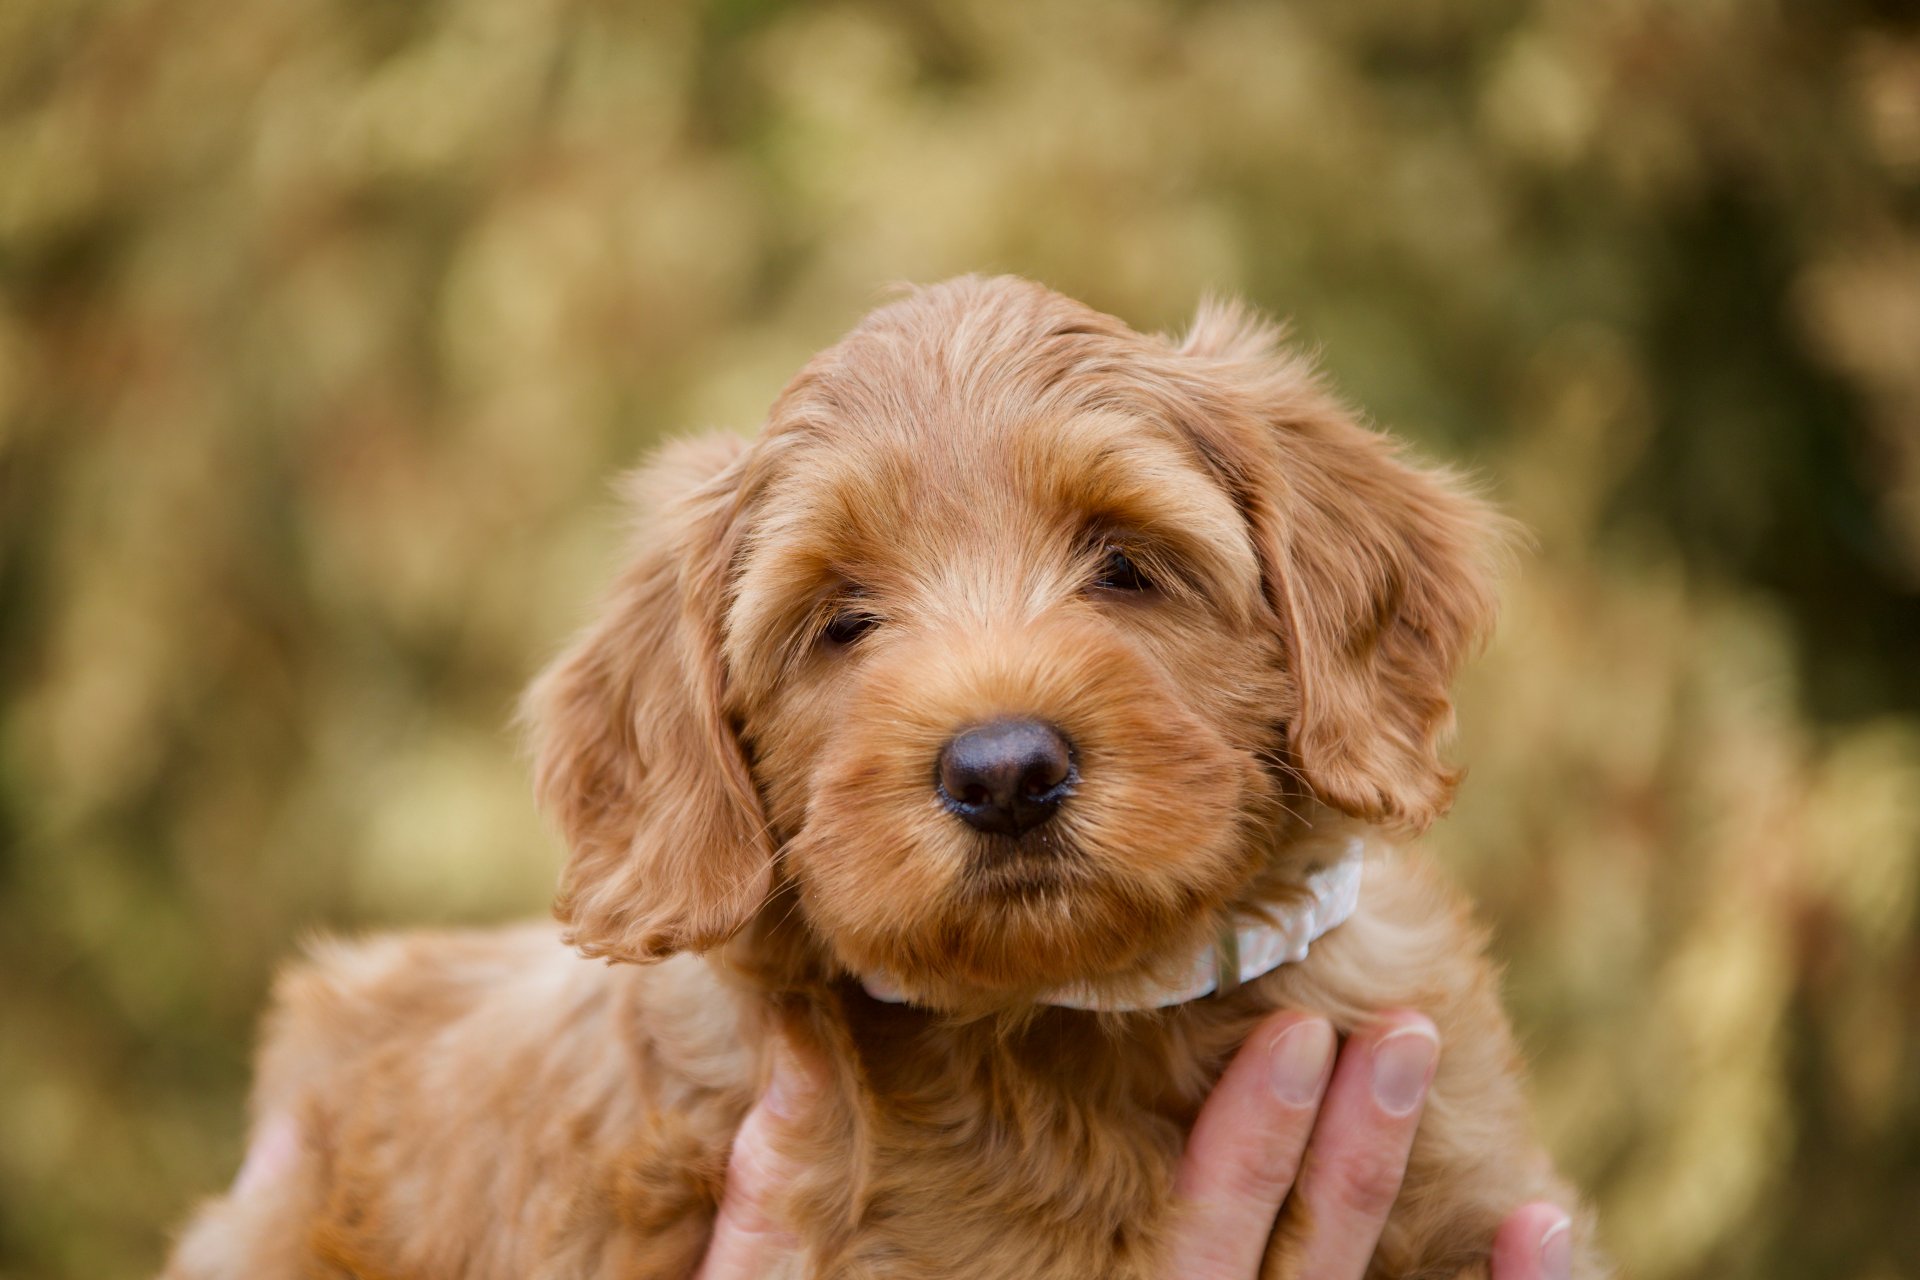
[{"xmin": 2, "ymin": 1, "xmax": 1917, "ymax": 1275}]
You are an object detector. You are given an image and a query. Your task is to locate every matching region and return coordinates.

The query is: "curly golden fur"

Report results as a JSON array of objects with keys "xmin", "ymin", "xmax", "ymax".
[{"xmin": 164, "ymin": 276, "xmax": 1605, "ymax": 1279}]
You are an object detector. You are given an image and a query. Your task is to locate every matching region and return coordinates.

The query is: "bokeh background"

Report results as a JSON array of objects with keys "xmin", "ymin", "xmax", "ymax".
[{"xmin": 4, "ymin": 1, "xmax": 1919, "ymax": 1276}]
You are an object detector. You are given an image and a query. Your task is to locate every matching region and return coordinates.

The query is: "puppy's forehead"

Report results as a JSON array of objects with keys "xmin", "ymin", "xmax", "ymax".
[
  {"xmin": 762, "ymin": 410, "xmax": 1217, "ymax": 562},
  {"xmin": 743, "ymin": 282, "xmax": 1258, "ymax": 600}
]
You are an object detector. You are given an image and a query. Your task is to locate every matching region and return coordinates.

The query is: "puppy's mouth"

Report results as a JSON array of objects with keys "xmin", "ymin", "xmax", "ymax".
[{"xmin": 955, "ymin": 831, "xmax": 1084, "ymax": 901}]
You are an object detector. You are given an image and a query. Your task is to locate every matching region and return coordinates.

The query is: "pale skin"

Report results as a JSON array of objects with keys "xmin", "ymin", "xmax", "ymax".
[{"xmin": 695, "ymin": 1013, "xmax": 1574, "ymax": 1280}]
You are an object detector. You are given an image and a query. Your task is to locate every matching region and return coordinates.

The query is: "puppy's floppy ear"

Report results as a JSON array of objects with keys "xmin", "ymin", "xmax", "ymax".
[
  {"xmin": 1178, "ymin": 301, "xmax": 1507, "ymax": 833},
  {"xmin": 522, "ymin": 434, "xmax": 771, "ymax": 962}
]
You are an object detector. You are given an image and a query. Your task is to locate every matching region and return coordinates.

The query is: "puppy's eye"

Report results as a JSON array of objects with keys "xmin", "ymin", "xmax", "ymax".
[
  {"xmin": 823, "ymin": 608, "xmax": 880, "ymax": 646},
  {"xmin": 1093, "ymin": 546, "xmax": 1152, "ymax": 593}
]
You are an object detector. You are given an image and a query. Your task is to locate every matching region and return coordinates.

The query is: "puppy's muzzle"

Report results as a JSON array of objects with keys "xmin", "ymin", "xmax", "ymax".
[{"xmin": 936, "ymin": 719, "xmax": 1076, "ymax": 838}]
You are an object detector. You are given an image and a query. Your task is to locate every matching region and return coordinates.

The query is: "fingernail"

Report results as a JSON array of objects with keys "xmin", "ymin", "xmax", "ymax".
[
  {"xmin": 1370, "ymin": 1025, "xmax": 1438, "ymax": 1115},
  {"xmin": 233, "ymin": 1113, "xmax": 300, "ymax": 1194},
  {"xmin": 1540, "ymin": 1216, "xmax": 1572, "ymax": 1280},
  {"xmin": 763, "ymin": 1040, "xmax": 818, "ymax": 1122},
  {"xmin": 1268, "ymin": 1018, "xmax": 1335, "ymax": 1105}
]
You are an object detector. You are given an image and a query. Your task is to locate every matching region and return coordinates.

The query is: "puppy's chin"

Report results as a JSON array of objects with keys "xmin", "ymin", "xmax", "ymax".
[
  {"xmin": 800, "ymin": 867, "xmax": 1229, "ymax": 1017},
  {"xmin": 827, "ymin": 874, "xmax": 1240, "ymax": 1017}
]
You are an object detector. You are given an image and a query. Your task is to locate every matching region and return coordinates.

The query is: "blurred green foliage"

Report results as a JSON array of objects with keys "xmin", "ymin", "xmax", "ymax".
[{"xmin": 3, "ymin": 1, "xmax": 1919, "ymax": 1277}]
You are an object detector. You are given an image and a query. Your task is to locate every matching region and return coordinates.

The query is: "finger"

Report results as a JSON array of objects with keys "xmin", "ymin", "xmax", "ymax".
[
  {"xmin": 694, "ymin": 1038, "xmax": 826, "ymax": 1280},
  {"xmin": 1491, "ymin": 1202, "xmax": 1573, "ymax": 1280},
  {"xmin": 232, "ymin": 1112, "xmax": 302, "ymax": 1195},
  {"xmin": 1167, "ymin": 1012, "xmax": 1336, "ymax": 1279},
  {"xmin": 1278, "ymin": 1012, "xmax": 1439, "ymax": 1279}
]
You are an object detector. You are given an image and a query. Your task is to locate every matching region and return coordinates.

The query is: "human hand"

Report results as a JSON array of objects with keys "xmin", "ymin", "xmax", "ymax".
[
  {"xmin": 694, "ymin": 1016, "xmax": 1571, "ymax": 1280},
  {"xmin": 693, "ymin": 1039, "xmax": 826, "ymax": 1280},
  {"xmin": 1167, "ymin": 1009, "xmax": 1572, "ymax": 1279}
]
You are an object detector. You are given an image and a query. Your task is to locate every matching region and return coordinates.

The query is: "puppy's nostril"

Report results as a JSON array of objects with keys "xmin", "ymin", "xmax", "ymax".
[
  {"xmin": 1020, "ymin": 771, "xmax": 1057, "ymax": 799},
  {"xmin": 936, "ymin": 719, "xmax": 1075, "ymax": 838}
]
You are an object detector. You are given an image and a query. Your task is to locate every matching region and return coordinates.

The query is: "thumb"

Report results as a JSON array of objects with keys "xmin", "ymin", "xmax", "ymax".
[{"xmin": 694, "ymin": 1036, "xmax": 827, "ymax": 1280}]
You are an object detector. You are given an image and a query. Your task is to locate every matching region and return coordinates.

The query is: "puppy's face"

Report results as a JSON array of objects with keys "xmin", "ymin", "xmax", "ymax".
[
  {"xmin": 526, "ymin": 278, "xmax": 1501, "ymax": 1010},
  {"xmin": 729, "ymin": 399, "xmax": 1284, "ymax": 1006}
]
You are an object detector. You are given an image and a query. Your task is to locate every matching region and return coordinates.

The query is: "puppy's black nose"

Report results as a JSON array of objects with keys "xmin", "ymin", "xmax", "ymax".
[{"xmin": 936, "ymin": 719, "xmax": 1075, "ymax": 837}]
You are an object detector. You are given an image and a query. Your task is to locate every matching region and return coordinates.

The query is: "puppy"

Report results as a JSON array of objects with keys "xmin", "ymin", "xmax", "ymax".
[{"xmin": 164, "ymin": 276, "xmax": 1605, "ymax": 1278}]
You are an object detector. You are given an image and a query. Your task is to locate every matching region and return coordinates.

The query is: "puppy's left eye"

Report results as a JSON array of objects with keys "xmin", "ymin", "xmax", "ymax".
[
  {"xmin": 1093, "ymin": 546, "xmax": 1152, "ymax": 593},
  {"xmin": 823, "ymin": 609, "xmax": 880, "ymax": 646}
]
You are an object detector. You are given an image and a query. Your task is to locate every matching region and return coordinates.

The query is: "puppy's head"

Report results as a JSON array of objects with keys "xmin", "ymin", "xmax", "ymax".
[{"xmin": 525, "ymin": 277, "xmax": 1503, "ymax": 1010}]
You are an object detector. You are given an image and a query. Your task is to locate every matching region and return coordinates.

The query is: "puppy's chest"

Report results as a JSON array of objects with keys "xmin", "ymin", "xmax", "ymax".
[{"xmin": 800, "ymin": 1038, "xmax": 1200, "ymax": 1278}]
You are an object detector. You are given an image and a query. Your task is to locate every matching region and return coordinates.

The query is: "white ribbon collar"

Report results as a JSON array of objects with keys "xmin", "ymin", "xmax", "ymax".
[{"xmin": 860, "ymin": 836, "xmax": 1365, "ymax": 1012}]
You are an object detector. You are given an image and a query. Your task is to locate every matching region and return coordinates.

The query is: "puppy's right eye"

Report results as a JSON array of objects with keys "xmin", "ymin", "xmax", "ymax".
[
  {"xmin": 1093, "ymin": 546, "xmax": 1152, "ymax": 593},
  {"xmin": 823, "ymin": 609, "xmax": 879, "ymax": 646}
]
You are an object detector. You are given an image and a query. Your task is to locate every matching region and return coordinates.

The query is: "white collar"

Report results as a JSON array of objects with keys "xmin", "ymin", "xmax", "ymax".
[{"xmin": 859, "ymin": 836, "xmax": 1365, "ymax": 1012}]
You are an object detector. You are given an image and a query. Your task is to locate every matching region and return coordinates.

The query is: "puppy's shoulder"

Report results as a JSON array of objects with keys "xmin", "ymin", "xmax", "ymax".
[
  {"xmin": 255, "ymin": 923, "xmax": 757, "ymax": 1114},
  {"xmin": 1268, "ymin": 847, "xmax": 1499, "ymax": 1028}
]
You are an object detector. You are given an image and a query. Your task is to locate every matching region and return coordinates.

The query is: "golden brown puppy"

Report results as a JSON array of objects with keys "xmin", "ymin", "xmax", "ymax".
[{"xmin": 164, "ymin": 276, "xmax": 1605, "ymax": 1279}]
